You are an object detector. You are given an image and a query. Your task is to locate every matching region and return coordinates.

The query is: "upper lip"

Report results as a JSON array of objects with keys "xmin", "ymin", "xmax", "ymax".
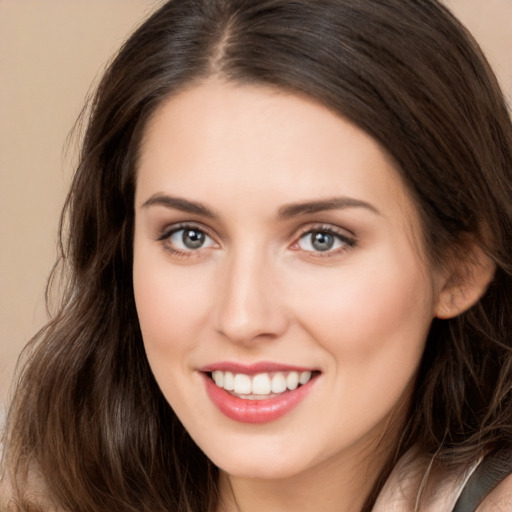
[{"xmin": 200, "ymin": 361, "xmax": 318, "ymax": 375}]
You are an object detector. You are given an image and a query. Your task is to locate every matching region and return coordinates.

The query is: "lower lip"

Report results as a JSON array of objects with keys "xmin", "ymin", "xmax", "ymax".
[{"xmin": 202, "ymin": 373, "xmax": 317, "ymax": 424}]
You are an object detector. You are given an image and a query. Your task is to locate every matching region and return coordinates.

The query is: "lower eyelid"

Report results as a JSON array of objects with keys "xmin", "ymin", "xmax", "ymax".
[
  {"xmin": 155, "ymin": 223, "xmax": 355, "ymax": 256},
  {"xmin": 291, "ymin": 227, "xmax": 356, "ymax": 255},
  {"xmin": 155, "ymin": 224, "xmax": 221, "ymax": 259}
]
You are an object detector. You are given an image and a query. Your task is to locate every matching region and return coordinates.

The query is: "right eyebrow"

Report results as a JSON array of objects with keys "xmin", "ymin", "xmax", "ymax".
[
  {"xmin": 140, "ymin": 193, "xmax": 216, "ymax": 218},
  {"xmin": 277, "ymin": 196, "xmax": 380, "ymax": 219}
]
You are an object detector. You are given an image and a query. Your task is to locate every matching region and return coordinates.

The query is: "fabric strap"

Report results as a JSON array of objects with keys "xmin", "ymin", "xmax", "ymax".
[{"xmin": 451, "ymin": 446, "xmax": 512, "ymax": 512}]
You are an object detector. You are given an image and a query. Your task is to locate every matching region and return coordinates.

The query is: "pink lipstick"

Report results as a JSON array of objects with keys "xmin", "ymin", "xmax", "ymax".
[{"xmin": 200, "ymin": 362, "xmax": 319, "ymax": 424}]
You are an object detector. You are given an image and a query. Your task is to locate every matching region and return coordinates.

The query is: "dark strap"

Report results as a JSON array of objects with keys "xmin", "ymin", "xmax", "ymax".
[{"xmin": 452, "ymin": 446, "xmax": 512, "ymax": 512}]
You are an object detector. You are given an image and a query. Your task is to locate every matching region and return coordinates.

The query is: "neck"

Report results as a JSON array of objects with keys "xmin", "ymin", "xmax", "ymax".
[{"xmin": 216, "ymin": 438, "xmax": 393, "ymax": 512}]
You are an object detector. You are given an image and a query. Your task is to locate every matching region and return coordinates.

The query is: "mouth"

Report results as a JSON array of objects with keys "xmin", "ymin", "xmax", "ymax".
[
  {"xmin": 200, "ymin": 364, "xmax": 321, "ymax": 423},
  {"xmin": 206, "ymin": 369, "xmax": 319, "ymax": 400}
]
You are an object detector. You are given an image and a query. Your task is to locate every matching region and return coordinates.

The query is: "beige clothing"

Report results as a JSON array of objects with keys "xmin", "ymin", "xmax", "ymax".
[
  {"xmin": 373, "ymin": 448, "xmax": 512, "ymax": 511},
  {"xmin": 373, "ymin": 448, "xmax": 480, "ymax": 511}
]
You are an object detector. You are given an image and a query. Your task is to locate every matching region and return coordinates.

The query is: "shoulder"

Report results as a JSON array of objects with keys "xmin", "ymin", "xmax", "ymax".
[
  {"xmin": 373, "ymin": 448, "xmax": 482, "ymax": 512},
  {"xmin": 477, "ymin": 473, "xmax": 512, "ymax": 511}
]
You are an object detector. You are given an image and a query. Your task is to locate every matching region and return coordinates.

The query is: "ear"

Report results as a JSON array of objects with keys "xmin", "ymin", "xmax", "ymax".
[{"xmin": 435, "ymin": 245, "xmax": 495, "ymax": 319}]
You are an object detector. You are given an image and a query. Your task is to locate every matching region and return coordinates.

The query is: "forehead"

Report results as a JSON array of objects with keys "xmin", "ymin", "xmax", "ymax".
[{"xmin": 136, "ymin": 79, "xmax": 421, "ymax": 236}]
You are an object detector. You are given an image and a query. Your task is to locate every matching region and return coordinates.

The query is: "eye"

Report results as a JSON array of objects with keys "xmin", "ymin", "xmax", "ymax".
[
  {"xmin": 161, "ymin": 226, "xmax": 217, "ymax": 252},
  {"xmin": 296, "ymin": 228, "xmax": 355, "ymax": 254}
]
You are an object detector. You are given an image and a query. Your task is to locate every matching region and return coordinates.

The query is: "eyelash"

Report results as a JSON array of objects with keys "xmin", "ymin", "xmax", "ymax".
[
  {"xmin": 156, "ymin": 223, "xmax": 357, "ymax": 259},
  {"xmin": 156, "ymin": 223, "xmax": 217, "ymax": 258},
  {"xmin": 292, "ymin": 225, "xmax": 356, "ymax": 258}
]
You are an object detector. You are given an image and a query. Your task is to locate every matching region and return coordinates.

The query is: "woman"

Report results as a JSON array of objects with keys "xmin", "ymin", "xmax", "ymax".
[{"xmin": 2, "ymin": 0, "xmax": 512, "ymax": 511}]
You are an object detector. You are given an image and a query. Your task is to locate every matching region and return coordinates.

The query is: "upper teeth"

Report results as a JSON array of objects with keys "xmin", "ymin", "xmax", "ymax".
[{"xmin": 211, "ymin": 370, "xmax": 313, "ymax": 396}]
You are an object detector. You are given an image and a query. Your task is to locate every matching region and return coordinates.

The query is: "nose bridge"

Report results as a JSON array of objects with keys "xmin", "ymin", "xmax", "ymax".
[{"xmin": 215, "ymin": 242, "xmax": 287, "ymax": 344}]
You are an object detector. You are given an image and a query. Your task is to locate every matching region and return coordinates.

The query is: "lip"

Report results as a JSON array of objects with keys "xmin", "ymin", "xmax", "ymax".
[
  {"xmin": 200, "ymin": 361, "xmax": 316, "ymax": 375},
  {"xmin": 201, "ymin": 363, "xmax": 319, "ymax": 424}
]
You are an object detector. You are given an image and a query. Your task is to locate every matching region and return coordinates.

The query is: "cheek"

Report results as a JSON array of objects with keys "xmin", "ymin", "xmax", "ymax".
[
  {"xmin": 132, "ymin": 250, "xmax": 213, "ymax": 411},
  {"xmin": 291, "ymin": 258, "xmax": 434, "ymax": 436},
  {"xmin": 132, "ymin": 247, "xmax": 212, "ymax": 357},
  {"xmin": 291, "ymin": 254, "xmax": 435, "ymax": 365}
]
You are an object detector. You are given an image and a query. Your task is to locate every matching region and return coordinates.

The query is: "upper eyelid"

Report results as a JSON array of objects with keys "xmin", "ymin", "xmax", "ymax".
[
  {"xmin": 157, "ymin": 222, "xmax": 215, "ymax": 240},
  {"xmin": 156, "ymin": 224, "xmax": 218, "ymax": 255},
  {"xmin": 154, "ymin": 221, "xmax": 356, "ymax": 248},
  {"xmin": 293, "ymin": 223, "xmax": 356, "ymax": 240},
  {"xmin": 291, "ymin": 224, "xmax": 357, "ymax": 253}
]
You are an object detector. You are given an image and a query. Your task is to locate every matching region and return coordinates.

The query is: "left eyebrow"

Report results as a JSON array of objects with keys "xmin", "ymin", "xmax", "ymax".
[
  {"xmin": 141, "ymin": 193, "xmax": 216, "ymax": 218},
  {"xmin": 277, "ymin": 197, "xmax": 380, "ymax": 219}
]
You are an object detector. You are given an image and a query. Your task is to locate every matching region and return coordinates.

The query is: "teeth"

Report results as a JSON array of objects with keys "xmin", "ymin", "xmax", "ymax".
[
  {"xmin": 286, "ymin": 372, "xmax": 299, "ymax": 390},
  {"xmin": 252, "ymin": 373, "xmax": 271, "ymax": 395},
  {"xmin": 212, "ymin": 371, "xmax": 223, "ymax": 387},
  {"xmin": 299, "ymin": 371, "xmax": 312, "ymax": 385},
  {"xmin": 224, "ymin": 371, "xmax": 234, "ymax": 391},
  {"xmin": 210, "ymin": 370, "xmax": 314, "ymax": 396},
  {"xmin": 271, "ymin": 372, "xmax": 287, "ymax": 393},
  {"xmin": 233, "ymin": 374, "xmax": 252, "ymax": 394}
]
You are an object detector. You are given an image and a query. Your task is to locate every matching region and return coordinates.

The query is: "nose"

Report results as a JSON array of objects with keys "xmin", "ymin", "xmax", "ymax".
[{"xmin": 214, "ymin": 248, "xmax": 289, "ymax": 345}]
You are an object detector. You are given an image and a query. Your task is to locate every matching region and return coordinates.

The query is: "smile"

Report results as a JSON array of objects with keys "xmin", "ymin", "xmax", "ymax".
[
  {"xmin": 201, "ymin": 363, "xmax": 320, "ymax": 423},
  {"xmin": 210, "ymin": 370, "xmax": 314, "ymax": 399}
]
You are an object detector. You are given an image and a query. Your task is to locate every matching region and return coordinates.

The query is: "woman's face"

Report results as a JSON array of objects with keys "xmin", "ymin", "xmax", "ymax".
[{"xmin": 133, "ymin": 80, "xmax": 444, "ymax": 480}]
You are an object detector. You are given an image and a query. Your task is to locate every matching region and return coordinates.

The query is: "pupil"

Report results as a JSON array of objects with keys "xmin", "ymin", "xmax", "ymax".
[
  {"xmin": 183, "ymin": 229, "xmax": 205, "ymax": 249},
  {"xmin": 312, "ymin": 231, "xmax": 334, "ymax": 251}
]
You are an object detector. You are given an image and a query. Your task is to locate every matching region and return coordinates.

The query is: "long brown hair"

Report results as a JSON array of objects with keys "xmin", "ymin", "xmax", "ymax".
[{"xmin": 2, "ymin": 1, "xmax": 512, "ymax": 511}]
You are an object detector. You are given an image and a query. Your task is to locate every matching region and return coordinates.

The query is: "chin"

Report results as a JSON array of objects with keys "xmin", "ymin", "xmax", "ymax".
[
  {"xmin": 201, "ymin": 439, "xmax": 316, "ymax": 480},
  {"xmin": 217, "ymin": 458, "xmax": 305, "ymax": 480}
]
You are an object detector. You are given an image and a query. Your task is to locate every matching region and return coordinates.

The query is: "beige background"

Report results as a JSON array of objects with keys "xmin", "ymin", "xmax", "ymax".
[{"xmin": 1, "ymin": 1, "xmax": 511, "ymax": 416}]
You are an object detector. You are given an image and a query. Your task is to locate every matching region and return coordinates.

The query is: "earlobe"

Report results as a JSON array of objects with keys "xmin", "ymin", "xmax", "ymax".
[{"xmin": 435, "ymin": 246, "xmax": 496, "ymax": 320}]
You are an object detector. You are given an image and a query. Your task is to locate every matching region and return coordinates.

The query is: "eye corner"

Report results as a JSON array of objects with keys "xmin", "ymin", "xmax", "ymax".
[
  {"xmin": 291, "ymin": 224, "xmax": 357, "ymax": 258},
  {"xmin": 156, "ymin": 222, "xmax": 220, "ymax": 258}
]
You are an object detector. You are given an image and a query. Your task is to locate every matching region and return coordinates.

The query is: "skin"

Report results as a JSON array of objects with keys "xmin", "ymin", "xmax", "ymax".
[{"xmin": 133, "ymin": 80, "xmax": 450, "ymax": 512}]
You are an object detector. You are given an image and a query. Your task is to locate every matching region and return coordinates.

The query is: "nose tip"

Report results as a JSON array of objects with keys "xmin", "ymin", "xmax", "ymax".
[{"xmin": 214, "ymin": 258, "xmax": 289, "ymax": 345}]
